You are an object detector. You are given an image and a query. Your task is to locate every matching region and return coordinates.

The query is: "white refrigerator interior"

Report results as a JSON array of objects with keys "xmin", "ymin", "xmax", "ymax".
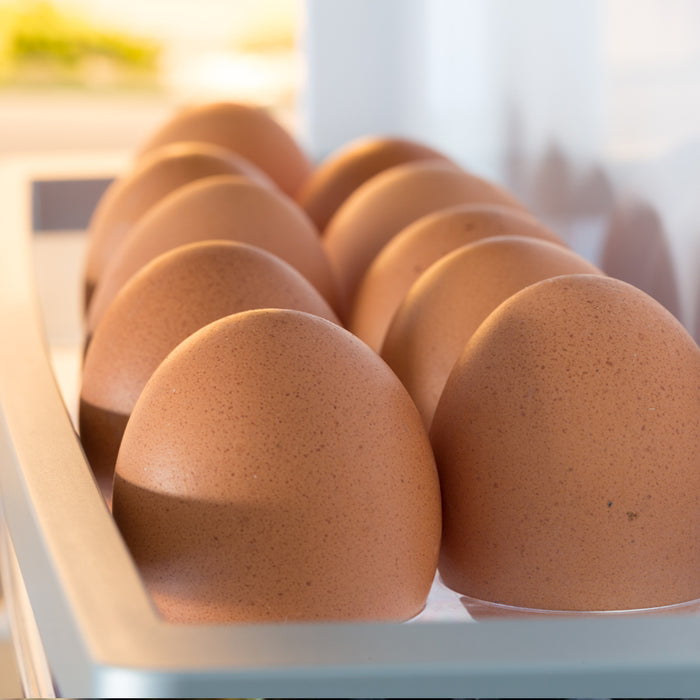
[
  {"xmin": 2, "ymin": 0, "xmax": 700, "ymax": 696},
  {"xmin": 303, "ymin": 0, "xmax": 700, "ymax": 338}
]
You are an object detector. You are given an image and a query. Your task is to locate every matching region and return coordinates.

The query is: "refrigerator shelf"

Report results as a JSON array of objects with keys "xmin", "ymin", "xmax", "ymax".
[{"xmin": 1, "ymin": 152, "xmax": 700, "ymax": 698}]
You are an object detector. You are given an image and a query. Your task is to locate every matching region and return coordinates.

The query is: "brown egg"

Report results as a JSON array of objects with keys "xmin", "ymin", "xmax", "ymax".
[
  {"xmin": 296, "ymin": 135, "xmax": 452, "ymax": 232},
  {"xmin": 383, "ymin": 237, "xmax": 602, "ymax": 429},
  {"xmin": 430, "ymin": 274, "xmax": 700, "ymax": 611},
  {"xmin": 83, "ymin": 140, "xmax": 275, "ymax": 311},
  {"xmin": 80, "ymin": 240, "xmax": 340, "ymax": 504},
  {"xmin": 85, "ymin": 174, "xmax": 340, "ymax": 339},
  {"xmin": 322, "ymin": 159, "xmax": 529, "ymax": 320},
  {"xmin": 136, "ymin": 100, "xmax": 313, "ymax": 198},
  {"xmin": 350, "ymin": 203, "xmax": 566, "ymax": 352},
  {"xmin": 112, "ymin": 308, "xmax": 441, "ymax": 623}
]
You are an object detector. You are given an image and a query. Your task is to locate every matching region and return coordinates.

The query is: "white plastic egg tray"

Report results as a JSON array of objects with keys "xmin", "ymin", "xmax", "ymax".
[{"xmin": 2, "ymin": 152, "xmax": 700, "ymax": 698}]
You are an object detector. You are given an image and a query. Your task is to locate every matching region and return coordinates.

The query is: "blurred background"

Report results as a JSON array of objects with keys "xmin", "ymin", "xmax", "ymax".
[
  {"xmin": 0, "ymin": 0, "xmax": 303, "ymax": 151},
  {"xmin": 2, "ymin": 2, "xmax": 700, "ymax": 693},
  {"xmin": 0, "ymin": 0, "xmax": 699, "ymax": 335},
  {"xmin": 1, "ymin": 0, "xmax": 698, "ymax": 162}
]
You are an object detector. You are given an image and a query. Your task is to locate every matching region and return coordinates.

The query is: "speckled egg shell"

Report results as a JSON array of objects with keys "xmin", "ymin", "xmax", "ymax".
[
  {"xmin": 350, "ymin": 203, "xmax": 565, "ymax": 352},
  {"xmin": 136, "ymin": 101, "xmax": 313, "ymax": 198},
  {"xmin": 85, "ymin": 174, "xmax": 340, "ymax": 338},
  {"xmin": 430, "ymin": 274, "xmax": 700, "ymax": 611},
  {"xmin": 382, "ymin": 236, "xmax": 602, "ymax": 429},
  {"xmin": 80, "ymin": 240, "xmax": 339, "ymax": 504},
  {"xmin": 296, "ymin": 135, "xmax": 452, "ymax": 232},
  {"xmin": 112, "ymin": 308, "xmax": 442, "ymax": 623},
  {"xmin": 322, "ymin": 160, "xmax": 529, "ymax": 320},
  {"xmin": 83, "ymin": 140, "xmax": 274, "ymax": 311}
]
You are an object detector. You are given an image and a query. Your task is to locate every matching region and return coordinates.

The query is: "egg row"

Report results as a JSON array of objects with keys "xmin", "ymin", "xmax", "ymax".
[{"xmin": 78, "ymin": 101, "xmax": 700, "ymax": 623}]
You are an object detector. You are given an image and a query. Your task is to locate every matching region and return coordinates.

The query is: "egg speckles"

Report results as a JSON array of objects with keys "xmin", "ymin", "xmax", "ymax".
[
  {"xmin": 112, "ymin": 309, "xmax": 442, "ymax": 623},
  {"xmin": 136, "ymin": 100, "xmax": 313, "ymax": 198},
  {"xmin": 85, "ymin": 174, "xmax": 340, "ymax": 337},
  {"xmin": 80, "ymin": 240, "xmax": 339, "ymax": 503},
  {"xmin": 381, "ymin": 236, "xmax": 601, "ymax": 428},
  {"xmin": 83, "ymin": 140, "xmax": 274, "ymax": 311},
  {"xmin": 322, "ymin": 159, "xmax": 529, "ymax": 320},
  {"xmin": 350, "ymin": 203, "xmax": 565, "ymax": 353},
  {"xmin": 79, "ymin": 104, "xmax": 700, "ymax": 622},
  {"xmin": 430, "ymin": 274, "xmax": 700, "ymax": 611},
  {"xmin": 296, "ymin": 135, "xmax": 452, "ymax": 232}
]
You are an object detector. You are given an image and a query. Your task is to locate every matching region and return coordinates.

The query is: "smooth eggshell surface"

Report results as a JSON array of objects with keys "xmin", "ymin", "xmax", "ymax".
[
  {"xmin": 350, "ymin": 203, "xmax": 565, "ymax": 353},
  {"xmin": 80, "ymin": 240, "xmax": 339, "ymax": 503},
  {"xmin": 382, "ymin": 236, "xmax": 602, "ymax": 429},
  {"xmin": 136, "ymin": 100, "xmax": 313, "ymax": 198},
  {"xmin": 430, "ymin": 274, "xmax": 700, "ymax": 611},
  {"xmin": 322, "ymin": 160, "xmax": 529, "ymax": 320},
  {"xmin": 85, "ymin": 174, "xmax": 340, "ymax": 337},
  {"xmin": 112, "ymin": 308, "xmax": 442, "ymax": 623},
  {"xmin": 296, "ymin": 135, "xmax": 451, "ymax": 232},
  {"xmin": 83, "ymin": 140, "xmax": 274, "ymax": 311}
]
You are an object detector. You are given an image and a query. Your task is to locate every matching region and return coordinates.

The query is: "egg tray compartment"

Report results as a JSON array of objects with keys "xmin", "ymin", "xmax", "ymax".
[{"xmin": 2, "ymin": 153, "xmax": 700, "ymax": 699}]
